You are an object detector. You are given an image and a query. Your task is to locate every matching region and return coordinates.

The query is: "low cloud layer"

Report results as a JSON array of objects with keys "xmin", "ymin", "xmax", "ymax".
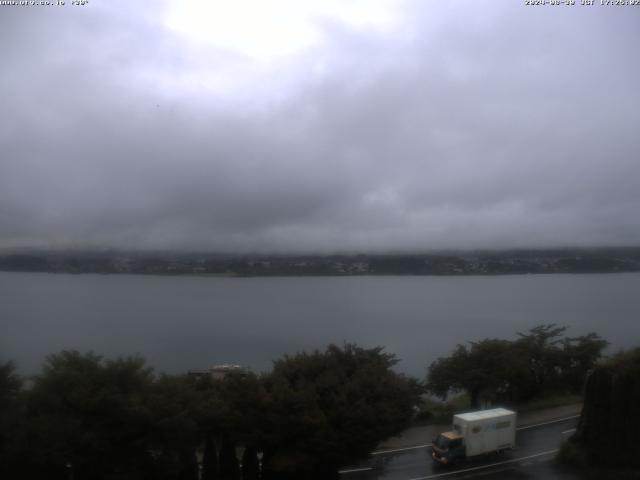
[{"xmin": 1, "ymin": 0, "xmax": 639, "ymax": 252}]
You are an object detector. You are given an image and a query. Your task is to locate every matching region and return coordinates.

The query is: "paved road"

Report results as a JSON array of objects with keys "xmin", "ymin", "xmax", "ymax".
[{"xmin": 339, "ymin": 416, "xmax": 580, "ymax": 480}]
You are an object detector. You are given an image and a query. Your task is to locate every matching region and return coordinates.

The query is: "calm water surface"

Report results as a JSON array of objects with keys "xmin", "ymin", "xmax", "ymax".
[{"xmin": 1, "ymin": 272, "xmax": 639, "ymax": 377}]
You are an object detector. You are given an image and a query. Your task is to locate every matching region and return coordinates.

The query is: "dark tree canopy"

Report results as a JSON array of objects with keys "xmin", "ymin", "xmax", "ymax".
[
  {"xmin": 427, "ymin": 325, "xmax": 608, "ymax": 407},
  {"xmin": 0, "ymin": 343, "xmax": 420, "ymax": 479},
  {"xmin": 261, "ymin": 344, "xmax": 422, "ymax": 474},
  {"xmin": 23, "ymin": 351, "xmax": 156, "ymax": 479}
]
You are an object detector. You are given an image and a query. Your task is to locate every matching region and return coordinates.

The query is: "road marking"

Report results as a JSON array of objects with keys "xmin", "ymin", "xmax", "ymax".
[
  {"xmin": 516, "ymin": 415, "xmax": 580, "ymax": 431},
  {"xmin": 406, "ymin": 449, "xmax": 559, "ymax": 480},
  {"xmin": 371, "ymin": 444, "xmax": 432, "ymax": 455},
  {"xmin": 338, "ymin": 466, "xmax": 374, "ymax": 474},
  {"xmin": 561, "ymin": 428, "xmax": 577, "ymax": 434}
]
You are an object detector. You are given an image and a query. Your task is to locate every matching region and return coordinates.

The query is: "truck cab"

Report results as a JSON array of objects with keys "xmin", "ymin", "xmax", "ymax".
[{"xmin": 431, "ymin": 431, "xmax": 465, "ymax": 464}]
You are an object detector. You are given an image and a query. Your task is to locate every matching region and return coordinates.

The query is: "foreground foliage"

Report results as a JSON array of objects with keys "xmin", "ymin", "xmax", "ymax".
[
  {"xmin": 0, "ymin": 345, "xmax": 420, "ymax": 480},
  {"xmin": 261, "ymin": 345, "xmax": 421, "ymax": 476}
]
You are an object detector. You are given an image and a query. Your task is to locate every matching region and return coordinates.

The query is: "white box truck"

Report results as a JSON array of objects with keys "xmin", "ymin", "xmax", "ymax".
[{"xmin": 431, "ymin": 408, "xmax": 516, "ymax": 465}]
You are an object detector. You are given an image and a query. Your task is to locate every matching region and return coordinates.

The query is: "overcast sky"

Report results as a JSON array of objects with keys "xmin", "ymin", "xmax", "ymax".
[{"xmin": 1, "ymin": 0, "xmax": 639, "ymax": 253}]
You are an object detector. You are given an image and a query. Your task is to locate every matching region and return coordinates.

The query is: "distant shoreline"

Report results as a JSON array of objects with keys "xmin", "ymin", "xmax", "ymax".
[
  {"xmin": 3, "ymin": 270, "xmax": 640, "ymax": 278},
  {"xmin": 1, "ymin": 248, "xmax": 639, "ymax": 277}
]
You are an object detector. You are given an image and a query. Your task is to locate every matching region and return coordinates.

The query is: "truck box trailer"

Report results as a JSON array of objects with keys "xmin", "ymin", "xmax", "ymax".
[{"xmin": 432, "ymin": 408, "xmax": 516, "ymax": 464}]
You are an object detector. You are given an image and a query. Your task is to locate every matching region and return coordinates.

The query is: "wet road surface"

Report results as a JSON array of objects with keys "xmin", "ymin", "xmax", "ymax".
[{"xmin": 340, "ymin": 417, "xmax": 580, "ymax": 480}]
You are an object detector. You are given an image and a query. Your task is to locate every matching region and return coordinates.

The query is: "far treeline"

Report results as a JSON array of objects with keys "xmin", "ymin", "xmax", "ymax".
[
  {"xmin": 1, "ymin": 247, "xmax": 640, "ymax": 276},
  {"xmin": 0, "ymin": 325, "xmax": 625, "ymax": 480}
]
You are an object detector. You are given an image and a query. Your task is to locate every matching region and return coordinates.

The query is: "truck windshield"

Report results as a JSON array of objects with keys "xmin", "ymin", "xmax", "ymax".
[{"xmin": 434, "ymin": 435, "xmax": 451, "ymax": 450}]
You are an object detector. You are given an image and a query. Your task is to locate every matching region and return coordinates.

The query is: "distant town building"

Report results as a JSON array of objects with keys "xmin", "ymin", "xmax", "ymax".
[{"xmin": 188, "ymin": 363, "xmax": 249, "ymax": 380}]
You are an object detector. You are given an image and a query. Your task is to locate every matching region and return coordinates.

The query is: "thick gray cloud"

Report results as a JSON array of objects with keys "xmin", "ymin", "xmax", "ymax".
[{"xmin": 1, "ymin": 0, "xmax": 639, "ymax": 252}]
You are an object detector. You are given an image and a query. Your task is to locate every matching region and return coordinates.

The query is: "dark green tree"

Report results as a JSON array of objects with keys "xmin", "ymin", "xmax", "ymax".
[
  {"xmin": 0, "ymin": 361, "xmax": 22, "ymax": 402},
  {"xmin": 261, "ymin": 344, "xmax": 421, "ymax": 476},
  {"xmin": 426, "ymin": 344, "xmax": 470, "ymax": 400},
  {"xmin": 216, "ymin": 372, "xmax": 266, "ymax": 447},
  {"xmin": 24, "ymin": 351, "xmax": 156, "ymax": 480},
  {"xmin": 427, "ymin": 325, "xmax": 608, "ymax": 407},
  {"xmin": 148, "ymin": 374, "xmax": 205, "ymax": 480},
  {"xmin": 427, "ymin": 340, "xmax": 523, "ymax": 407},
  {"xmin": 514, "ymin": 324, "xmax": 568, "ymax": 396},
  {"xmin": 559, "ymin": 332, "xmax": 609, "ymax": 393}
]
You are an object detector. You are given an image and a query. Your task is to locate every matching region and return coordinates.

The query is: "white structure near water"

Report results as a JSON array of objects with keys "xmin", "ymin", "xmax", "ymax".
[{"xmin": 187, "ymin": 363, "xmax": 249, "ymax": 380}]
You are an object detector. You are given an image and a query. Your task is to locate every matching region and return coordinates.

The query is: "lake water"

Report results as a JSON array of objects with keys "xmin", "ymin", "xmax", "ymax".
[{"xmin": 1, "ymin": 272, "xmax": 639, "ymax": 378}]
